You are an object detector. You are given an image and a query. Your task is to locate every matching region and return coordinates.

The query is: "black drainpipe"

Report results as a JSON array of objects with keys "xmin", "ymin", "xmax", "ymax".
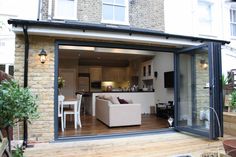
[{"xmin": 23, "ymin": 25, "xmax": 29, "ymax": 147}]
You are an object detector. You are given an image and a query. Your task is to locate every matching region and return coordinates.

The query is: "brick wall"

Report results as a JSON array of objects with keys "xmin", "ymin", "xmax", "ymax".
[
  {"xmin": 224, "ymin": 112, "xmax": 236, "ymax": 136},
  {"xmin": 14, "ymin": 35, "xmax": 55, "ymax": 142},
  {"xmin": 41, "ymin": 0, "xmax": 164, "ymax": 31},
  {"xmin": 195, "ymin": 53, "xmax": 209, "ymax": 126},
  {"xmin": 129, "ymin": 0, "xmax": 164, "ymax": 31}
]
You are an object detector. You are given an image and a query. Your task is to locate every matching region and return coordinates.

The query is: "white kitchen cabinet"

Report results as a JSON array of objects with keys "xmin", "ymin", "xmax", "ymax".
[{"xmin": 142, "ymin": 59, "xmax": 154, "ymax": 80}]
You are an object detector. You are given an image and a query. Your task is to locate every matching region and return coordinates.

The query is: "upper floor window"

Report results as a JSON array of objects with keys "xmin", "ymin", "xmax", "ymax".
[
  {"xmin": 230, "ymin": 8, "xmax": 236, "ymax": 37},
  {"xmin": 54, "ymin": 0, "xmax": 77, "ymax": 20},
  {"xmin": 0, "ymin": 64, "xmax": 14, "ymax": 76},
  {"xmin": 102, "ymin": 0, "xmax": 129, "ymax": 25},
  {"xmin": 198, "ymin": 0, "xmax": 213, "ymax": 35}
]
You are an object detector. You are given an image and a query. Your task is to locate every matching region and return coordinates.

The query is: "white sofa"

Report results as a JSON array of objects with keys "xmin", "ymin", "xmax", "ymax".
[{"xmin": 95, "ymin": 98, "xmax": 142, "ymax": 127}]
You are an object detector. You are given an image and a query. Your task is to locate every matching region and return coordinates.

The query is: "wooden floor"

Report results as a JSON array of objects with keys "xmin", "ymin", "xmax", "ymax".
[
  {"xmin": 58, "ymin": 114, "xmax": 169, "ymax": 137},
  {"xmin": 25, "ymin": 132, "xmax": 233, "ymax": 157}
]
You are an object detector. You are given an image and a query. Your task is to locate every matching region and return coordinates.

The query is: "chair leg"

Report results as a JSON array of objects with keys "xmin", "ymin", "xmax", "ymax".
[
  {"xmin": 61, "ymin": 116, "xmax": 64, "ymax": 132},
  {"xmin": 74, "ymin": 113, "xmax": 77, "ymax": 129},
  {"xmin": 78, "ymin": 113, "xmax": 82, "ymax": 128},
  {"xmin": 64, "ymin": 113, "xmax": 66, "ymax": 129}
]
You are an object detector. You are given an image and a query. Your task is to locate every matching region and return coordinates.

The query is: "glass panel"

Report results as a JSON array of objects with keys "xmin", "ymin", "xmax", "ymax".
[
  {"xmin": 232, "ymin": 10, "xmax": 236, "ymax": 22},
  {"xmin": 198, "ymin": 2, "xmax": 211, "ymax": 21},
  {"xmin": 231, "ymin": 23, "xmax": 236, "ymax": 36},
  {"xmin": 114, "ymin": 6, "xmax": 125, "ymax": 22},
  {"xmin": 56, "ymin": 0, "xmax": 75, "ymax": 18},
  {"xmin": 9, "ymin": 65, "xmax": 14, "ymax": 76},
  {"xmin": 198, "ymin": 1, "xmax": 212, "ymax": 34},
  {"xmin": 0, "ymin": 64, "xmax": 5, "ymax": 72},
  {"xmin": 102, "ymin": 4, "xmax": 113, "ymax": 21},
  {"xmin": 115, "ymin": 0, "xmax": 125, "ymax": 5},
  {"xmin": 178, "ymin": 48, "xmax": 210, "ymax": 133}
]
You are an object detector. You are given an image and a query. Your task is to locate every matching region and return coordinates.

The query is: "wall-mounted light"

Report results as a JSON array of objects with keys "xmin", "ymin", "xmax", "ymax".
[
  {"xmin": 38, "ymin": 49, "xmax": 47, "ymax": 64},
  {"xmin": 200, "ymin": 59, "xmax": 208, "ymax": 70}
]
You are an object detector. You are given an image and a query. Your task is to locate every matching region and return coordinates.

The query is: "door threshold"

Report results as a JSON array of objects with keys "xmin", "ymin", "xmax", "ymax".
[{"xmin": 54, "ymin": 128, "xmax": 174, "ymax": 143}]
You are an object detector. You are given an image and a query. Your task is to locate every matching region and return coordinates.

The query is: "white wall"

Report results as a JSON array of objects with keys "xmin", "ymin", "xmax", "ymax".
[
  {"xmin": 0, "ymin": 0, "xmax": 39, "ymax": 20},
  {"xmin": 165, "ymin": 0, "xmax": 236, "ymax": 76},
  {"xmin": 153, "ymin": 52, "xmax": 174, "ymax": 104},
  {"xmin": 0, "ymin": 0, "xmax": 39, "ymax": 67},
  {"xmin": 222, "ymin": 46, "xmax": 236, "ymax": 75},
  {"xmin": 221, "ymin": 2, "xmax": 236, "ymax": 75},
  {"xmin": 165, "ymin": 0, "xmax": 223, "ymax": 38},
  {"xmin": 0, "ymin": 15, "xmax": 15, "ymax": 64}
]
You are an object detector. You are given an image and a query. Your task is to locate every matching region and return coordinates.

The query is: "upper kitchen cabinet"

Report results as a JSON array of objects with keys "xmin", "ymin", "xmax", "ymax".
[
  {"xmin": 142, "ymin": 59, "xmax": 154, "ymax": 80},
  {"xmin": 90, "ymin": 67, "xmax": 102, "ymax": 81},
  {"xmin": 102, "ymin": 67, "xmax": 128, "ymax": 82}
]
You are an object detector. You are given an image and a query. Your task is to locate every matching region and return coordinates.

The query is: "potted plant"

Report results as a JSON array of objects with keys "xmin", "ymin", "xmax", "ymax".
[
  {"xmin": 230, "ymin": 90, "xmax": 236, "ymax": 112},
  {"xmin": 222, "ymin": 74, "xmax": 229, "ymax": 107},
  {"xmin": 58, "ymin": 76, "xmax": 65, "ymax": 95},
  {"xmin": 0, "ymin": 79, "xmax": 39, "ymax": 154}
]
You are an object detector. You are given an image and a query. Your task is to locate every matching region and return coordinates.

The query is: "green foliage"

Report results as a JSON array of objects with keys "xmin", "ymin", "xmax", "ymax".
[
  {"xmin": 231, "ymin": 90, "xmax": 236, "ymax": 109},
  {"xmin": 12, "ymin": 145, "xmax": 24, "ymax": 157},
  {"xmin": 222, "ymin": 74, "xmax": 229, "ymax": 88},
  {"xmin": 58, "ymin": 76, "xmax": 65, "ymax": 89},
  {"xmin": 0, "ymin": 80, "xmax": 39, "ymax": 129}
]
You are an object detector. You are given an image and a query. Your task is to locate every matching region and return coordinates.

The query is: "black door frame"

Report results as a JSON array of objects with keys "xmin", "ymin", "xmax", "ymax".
[
  {"xmin": 174, "ymin": 42, "xmax": 223, "ymax": 139},
  {"xmin": 54, "ymin": 40, "xmax": 223, "ymax": 141}
]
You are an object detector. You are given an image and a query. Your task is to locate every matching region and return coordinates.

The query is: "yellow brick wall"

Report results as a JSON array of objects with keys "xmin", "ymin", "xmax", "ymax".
[
  {"xmin": 223, "ymin": 112, "xmax": 236, "ymax": 136},
  {"xmin": 14, "ymin": 35, "xmax": 55, "ymax": 142}
]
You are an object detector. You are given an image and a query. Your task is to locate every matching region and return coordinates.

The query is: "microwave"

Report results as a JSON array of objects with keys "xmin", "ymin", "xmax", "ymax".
[{"xmin": 91, "ymin": 81, "xmax": 101, "ymax": 89}]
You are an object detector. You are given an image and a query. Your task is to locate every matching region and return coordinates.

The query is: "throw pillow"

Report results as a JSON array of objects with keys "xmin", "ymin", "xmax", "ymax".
[
  {"xmin": 104, "ymin": 95, "xmax": 112, "ymax": 100},
  {"xmin": 117, "ymin": 97, "xmax": 128, "ymax": 104}
]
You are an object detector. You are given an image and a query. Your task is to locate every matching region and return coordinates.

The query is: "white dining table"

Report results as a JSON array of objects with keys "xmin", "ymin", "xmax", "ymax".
[{"xmin": 63, "ymin": 99, "xmax": 78, "ymax": 129}]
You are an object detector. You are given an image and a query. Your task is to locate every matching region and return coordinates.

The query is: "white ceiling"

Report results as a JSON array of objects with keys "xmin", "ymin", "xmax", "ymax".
[{"xmin": 59, "ymin": 46, "xmax": 156, "ymax": 67}]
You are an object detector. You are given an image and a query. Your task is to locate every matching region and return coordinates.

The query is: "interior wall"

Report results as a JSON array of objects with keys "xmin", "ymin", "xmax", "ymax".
[
  {"xmin": 153, "ymin": 52, "xmax": 174, "ymax": 104},
  {"xmin": 58, "ymin": 58, "xmax": 79, "ymax": 92}
]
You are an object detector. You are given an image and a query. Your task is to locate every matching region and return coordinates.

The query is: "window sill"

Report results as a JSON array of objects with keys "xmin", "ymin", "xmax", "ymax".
[
  {"xmin": 230, "ymin": 36, "xmax": 236, "ymax": 40},
  {"xmin": 53, "ymin": 16, "xmax": 78, "ymax": 21},
  {"xmin": 198, "ymin": 33, "xmax": 218, "ymax": 39}
]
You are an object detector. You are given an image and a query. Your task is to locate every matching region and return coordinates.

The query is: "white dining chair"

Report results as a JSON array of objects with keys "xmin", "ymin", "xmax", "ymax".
[
  {"xmin": 58, "ymin": 95, "xmax": 65, "ymax": 132},
  {"xmin": 64, "ymin": 94, "xmax": 83, "ymax": 129}
]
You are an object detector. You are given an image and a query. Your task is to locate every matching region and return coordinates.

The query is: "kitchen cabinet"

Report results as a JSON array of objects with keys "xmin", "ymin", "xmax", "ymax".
[
  {"xmin": 142, "ymin": 59, "xmax": 154, "ymax": 80},
  {"xmin": 90, "ymin": 67, "xmax": 102, "ymax": 81},
  {"xmin": 102, "ymin": 67, "xmax": 128, "ymax": 82}
]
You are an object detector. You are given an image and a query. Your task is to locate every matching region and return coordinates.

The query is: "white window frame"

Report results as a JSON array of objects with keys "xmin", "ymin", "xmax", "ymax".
[
  {"xmin": 101, "ymin": 0, "xmax": 129, "ymax": 25},
  {"xmin": 54, "ymin": 0, "xmax": 77, "ymax": 20},
  {"xmin": 230, "ymin": 8, "xmax": 236, "ymax": 37}
]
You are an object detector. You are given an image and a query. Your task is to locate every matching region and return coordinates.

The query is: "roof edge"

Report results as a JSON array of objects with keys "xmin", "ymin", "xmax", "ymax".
[{"xmin": 8, "ymin": 19, "xmax": 230, "ymax": 45}]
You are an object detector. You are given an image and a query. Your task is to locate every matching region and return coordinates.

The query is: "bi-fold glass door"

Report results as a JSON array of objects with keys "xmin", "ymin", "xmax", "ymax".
[{"xmin": 174, "ymin": 42, "xmax": 223, "ymax": 139}]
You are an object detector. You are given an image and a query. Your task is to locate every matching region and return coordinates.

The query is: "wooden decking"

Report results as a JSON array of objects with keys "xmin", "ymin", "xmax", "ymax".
[
  {"xmin": 25, "ymin": 132, "xmax": 232, "ymax": 157},
  {"xmin": 58, "ymin": 114, "xmax": 169, "ymax": 137}
]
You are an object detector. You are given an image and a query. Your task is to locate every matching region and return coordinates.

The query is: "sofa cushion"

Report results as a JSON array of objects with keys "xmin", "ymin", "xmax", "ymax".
[
  {"xmin": 117, "ymin": 97, "xmax": 129, "ymax": 104},
  {"xmin": 109, "ymin": 97, "xmax": 119, "ymax": 104}
]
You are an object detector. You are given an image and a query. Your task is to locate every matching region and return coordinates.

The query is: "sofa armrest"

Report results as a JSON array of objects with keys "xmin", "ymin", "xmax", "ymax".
[{"xmin": 95, "ymin": 98, "xmax": 110, "ymax": 125}]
